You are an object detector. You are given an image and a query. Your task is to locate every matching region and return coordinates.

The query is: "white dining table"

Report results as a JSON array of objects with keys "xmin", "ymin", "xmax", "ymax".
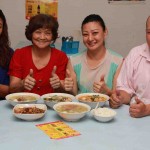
[{"xmin": 0, "ymin": 99, "xmax": 149, "ymax": 150}]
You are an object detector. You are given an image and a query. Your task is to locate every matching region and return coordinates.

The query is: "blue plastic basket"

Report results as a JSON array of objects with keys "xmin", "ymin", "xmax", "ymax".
[{"xmin": 61, "ymin": 41, "xmax": 79, "ymax": 54}]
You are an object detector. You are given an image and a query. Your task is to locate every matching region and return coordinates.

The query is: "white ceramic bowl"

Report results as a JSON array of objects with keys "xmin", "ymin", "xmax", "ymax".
[
  {"xmin": 41, "ymin": 93, "xmax": 75, "ymax": 109},
  {"xmin": 53, "ymin": 102, "xmax": 91, "ymax": 121},
  {"xmin": 91, "ymin": 107, "xmax": 116, "ymax": 122},
  {"xmin": 13, "ymin": 104, "xmax": 47, "ymax": 121},
  {"xmin": 6, "ymin": 92, "xmax": 40, "ymax": 106},
  {"xmin": 76, "ymin": 93, "xmax": 110, "ymax": 109}
]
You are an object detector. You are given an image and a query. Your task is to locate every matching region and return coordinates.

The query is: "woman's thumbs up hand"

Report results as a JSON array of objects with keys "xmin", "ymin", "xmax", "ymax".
[{"xmin": 23, "ymin": 69, "xmax": 36, "ymax": 91}]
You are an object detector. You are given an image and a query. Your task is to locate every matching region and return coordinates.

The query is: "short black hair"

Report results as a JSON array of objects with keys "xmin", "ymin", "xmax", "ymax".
[{"xmin": 25, "ymin": 14, "xmax": 59, "ymax": 43}]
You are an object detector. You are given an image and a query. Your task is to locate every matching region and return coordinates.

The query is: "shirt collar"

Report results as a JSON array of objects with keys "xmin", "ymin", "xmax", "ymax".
[{"xmin": 140, "ymin": 43, "xmax": 150, "ymax": 61}]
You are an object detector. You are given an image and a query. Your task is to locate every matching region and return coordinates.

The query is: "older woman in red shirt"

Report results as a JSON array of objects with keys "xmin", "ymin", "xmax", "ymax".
[{"xmin": 9, "ymin": 14, "xmax": 69, "ymax": 95}]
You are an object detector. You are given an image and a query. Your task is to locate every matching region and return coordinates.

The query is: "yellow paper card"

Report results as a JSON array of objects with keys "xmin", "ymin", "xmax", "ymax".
[{"xmin": 36, "ymin": 121, "xmax": 81, "ymax": 139}]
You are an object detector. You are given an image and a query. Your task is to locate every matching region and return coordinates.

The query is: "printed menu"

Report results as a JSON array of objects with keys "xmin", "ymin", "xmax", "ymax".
[{"xmin": 36, "ymin": 121, "xmax": 81, "ymax": 139}]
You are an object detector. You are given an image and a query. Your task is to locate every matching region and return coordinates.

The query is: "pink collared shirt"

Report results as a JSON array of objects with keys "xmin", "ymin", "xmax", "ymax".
[{"xmin": 117, "ymin": 43, "xmax": 150, "ymax": 104}]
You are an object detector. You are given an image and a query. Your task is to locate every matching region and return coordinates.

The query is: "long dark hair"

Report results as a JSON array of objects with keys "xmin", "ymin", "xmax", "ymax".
[
  {"xmin": 0, "ymin": 10, "xmax": 12, "ymax": 68},
  {"xmin": 81, "ymin": 14, "xmax": 106, "ymax": 46},
  {"xmin": 81, "ymin": 14, "xmax": 106, "ymax": 31}
]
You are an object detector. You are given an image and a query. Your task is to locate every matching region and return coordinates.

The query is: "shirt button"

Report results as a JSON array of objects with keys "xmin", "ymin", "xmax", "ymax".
[
  {"xmin": 39, "ymin": 79, "xmax": 42, "ymax": 82},
  {"xmin": 37, "ymin": 87, "xmax": 40, "ymax": 90}
]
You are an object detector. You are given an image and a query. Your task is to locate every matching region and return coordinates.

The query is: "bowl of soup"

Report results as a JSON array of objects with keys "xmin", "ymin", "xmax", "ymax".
[
  {"xmin": 41, "ymin": 93, "xmax": 75, "ymax": 109},
  {"xmin": 53, "ymin": 102, "xmax": 91, "ymax": 121},
  {"xmin": 6, "ymin": 92, "xmax": 40, "ymax": 106},
  {"xmin": 76, "ymin": 93, "xmax": 110, "ymax": 109},
  {"xmin": 13, "ymin": 104, "xmax": 47, "ymax": 121}
]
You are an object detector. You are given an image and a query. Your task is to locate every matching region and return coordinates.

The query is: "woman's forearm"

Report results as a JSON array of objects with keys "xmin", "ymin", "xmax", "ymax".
[
  {"xmin": 9, "ymin": 76, "xmax": 24, "ymax": 93},
  {"xmin": 0, "ymin": 84, "xmax": 9, "ymax": 97}
]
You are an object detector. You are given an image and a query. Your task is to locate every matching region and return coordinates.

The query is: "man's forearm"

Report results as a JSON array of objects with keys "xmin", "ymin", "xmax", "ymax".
[{"xmin": 120, "ymin": 90, "xmax": 131, "ymax": 104}]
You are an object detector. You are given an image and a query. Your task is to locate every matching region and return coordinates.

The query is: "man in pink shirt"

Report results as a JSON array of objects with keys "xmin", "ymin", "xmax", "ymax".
[{"xmin": 109, "ymin": 16, "xmax": 150, "ymax": 118}]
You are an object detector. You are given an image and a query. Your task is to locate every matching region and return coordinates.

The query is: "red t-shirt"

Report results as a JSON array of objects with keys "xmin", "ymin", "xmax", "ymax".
[{"xmin": 9, "ymin": 45, "xmax": 68, "ymax": 95}]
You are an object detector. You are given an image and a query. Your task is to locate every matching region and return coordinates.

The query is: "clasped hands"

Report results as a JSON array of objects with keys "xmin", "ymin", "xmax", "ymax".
[{"xmin": 110, "ymin": 92, "xmax": 149, "ymax": 118}]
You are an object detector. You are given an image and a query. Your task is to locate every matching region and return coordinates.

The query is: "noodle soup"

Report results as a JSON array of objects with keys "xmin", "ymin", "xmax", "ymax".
[
  {"xmin": 78, "ymin": 95, "xmax": 107, "ymax": 102},
  {"xmin": 56, "ymin": 104, "xmax": 88, "ymax": 114},
  {"xmin": 6, "ymin": 93, "xmax": 40, "ymax": 106},
  {"xmin": 53, "ymin": 102, "xmax": 91, "ymax": 121},
  {"xmin": 76, "ymin": 93, "xmax": 110, "ymax": 109},
  {"xmin": 9, "ymin": 95, "xmax": 37, "ymax": 102},
  {"xmin": 41, "ymin": 93, "xmax": 75, "ymax": 109},
  {"xmin": 43, "ymin": 95, "xmax": 72, "ymax": 102}
]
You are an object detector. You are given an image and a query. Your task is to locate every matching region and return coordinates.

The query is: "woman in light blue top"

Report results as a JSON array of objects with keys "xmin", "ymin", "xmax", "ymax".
[{"xmin": 70, "ymin": 14, "xmax": 123, "ymax": 95}]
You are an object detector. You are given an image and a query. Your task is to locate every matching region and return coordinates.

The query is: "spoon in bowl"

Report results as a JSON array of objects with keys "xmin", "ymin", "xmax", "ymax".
[
  {"xmin": 90, "ymin": 102, "xmax": 99, "ymax": 116},
  {"xmin": 90, "ymin": 102, "xmax": 100, "ymax": 116},
  {"xmin": 95, "ymin": 102, "xmax": 99, "ymax": 109}
]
